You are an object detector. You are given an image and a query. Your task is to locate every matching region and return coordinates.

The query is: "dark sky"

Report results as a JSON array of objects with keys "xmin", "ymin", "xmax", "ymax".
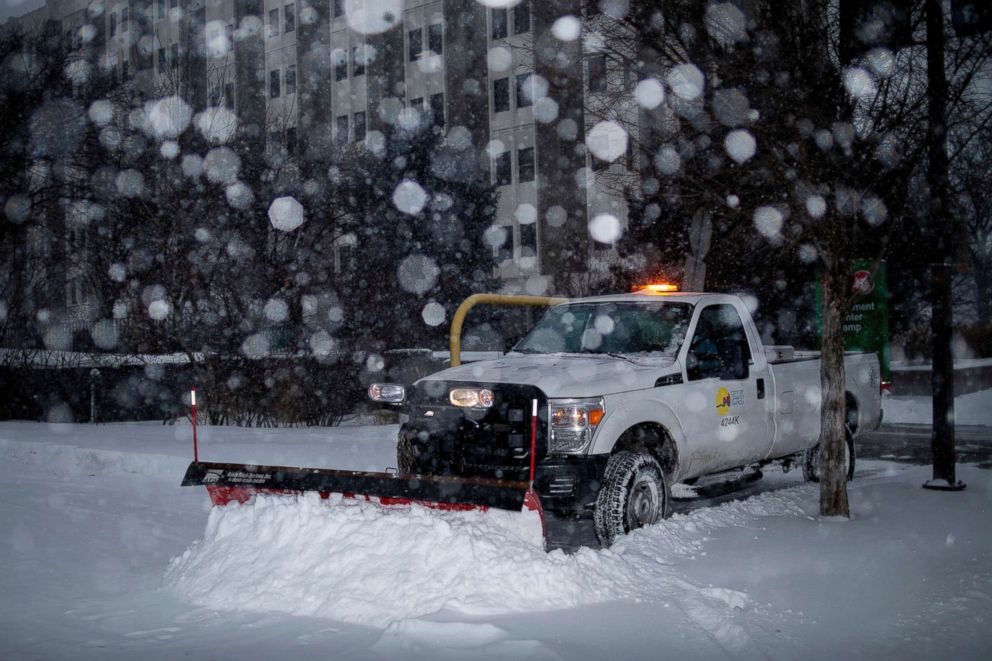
[{"xmin": 1, "ymin": 0, "xmax": 46, "ymax": 23}]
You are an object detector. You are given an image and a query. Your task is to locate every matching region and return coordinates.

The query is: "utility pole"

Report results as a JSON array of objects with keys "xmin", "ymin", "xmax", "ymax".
[{"xmin": 923, "ymin": 0, "xmax": 965, "ymax": 491}]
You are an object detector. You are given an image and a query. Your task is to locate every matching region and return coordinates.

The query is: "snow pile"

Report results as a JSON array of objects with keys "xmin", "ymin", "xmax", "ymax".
[
  {"xmin": 168, "ymin": 493, "xmax": 587, "ymax": 627},
  {"xmin": 0, "ymin": 437, "xmax": 189, "ymax": 478},
  {"xmin": 883, "ymin": 388, "xmax": 992, "ymax": 426},
  {"xmin": 166, "ymin": 485, "xmax": 811, "ymax": 628}
]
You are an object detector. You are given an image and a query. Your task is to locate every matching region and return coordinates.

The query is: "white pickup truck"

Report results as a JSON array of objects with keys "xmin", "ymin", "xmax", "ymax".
[{"xmin": 375, "ymin": 289, "xmax": 882, "ymax": 545}]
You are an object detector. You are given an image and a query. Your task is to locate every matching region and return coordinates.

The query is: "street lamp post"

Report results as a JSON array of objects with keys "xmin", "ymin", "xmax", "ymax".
[{"xmin": 924, "ymin": 0, "xmax": 965, "ymax": 491}]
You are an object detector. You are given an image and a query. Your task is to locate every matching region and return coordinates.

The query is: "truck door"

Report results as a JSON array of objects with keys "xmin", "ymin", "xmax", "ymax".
[{"xmin": 680, "ymin": 303, "xmax": 771, "ymax": 474}]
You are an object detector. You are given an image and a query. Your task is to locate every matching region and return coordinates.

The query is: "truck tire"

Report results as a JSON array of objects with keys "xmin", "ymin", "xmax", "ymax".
[
  {"xmin": 802, "ymin": 429, "xmax": 856, "ymax": 483},
  {"xmin": 396, "ymin": 435, "xmax": 416, "ymax": 475},
  {"xmin": 594, "ymin": 451, "xmax": 671, "ymax": 547}
]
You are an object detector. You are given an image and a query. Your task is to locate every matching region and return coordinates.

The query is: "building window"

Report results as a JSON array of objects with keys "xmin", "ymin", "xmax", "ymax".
[
  {"xmin": 354, "ymin": 111, "xmax": 366, "ymax": 141},
  {"xmin": 408, "ymin": 27, "xmax": 423, "ymax": 61},
  {"xmin": 515, "ymin": 73, "xmax": 533, "ymax": 108},
  {"xmin": 410, "ymin": 97, "xmax": 423, "ymax": 113},
  {"xmin": 158, "ymin": 0, "xmax": 165, "ymax": 19},
  {"xmin": 622, "ymin": 65, "xmax": 634, "ymax": 91},
  {"xmin": 170, "ymin": 43, "xmax": 179, "ymax": 69},
  {"xmin": 269, "ymin": 8, "xmax": 279, "ymax": 37},
  {"xmin": 287, "ymin": 127, "xmax": 297, "ymax": 155},
  {"xmin": 170, "ymin": 0, "xmax": 177, "ymax": 9},
  {"xmin": 121, "ymin": 59, "xmax": 128, "ymax": 78},
  {"xmin": 335, "ymin": 50, "xmax": 348, "ymax": 81},
  {"xmin": 224, "ymin": 82, "xmax": 236, "ymax": 108},
  {"xmin": 519, "ymin": 223, "xmax": 536, "ymax": 252},
  {"xmin": 270, "ymin": 69, "xmax": 280, "ymax": 98},
  {"xmin": 110, "ymin": 12, "xmax": 117, "ymax": 37},
  {"xmin": 122, "ymin": 8, "xmax": 128, "ymax": 32},
  {"xmin": 353, "ymin": 46, "xmax": 366, "ymax": 76},
  {"xmin": 588, "ymin": 53, "xmax": 607, "ymax": 93},
  {"xmin": 498, "ymin": 233, "xmax": 512, "ymax": 261},
  {"xmin": 157, "ymin": 46, "xmax": 165, "ymax": 73},
  {"xmin": 495, "ymin": 151, "xmax": 511, "ymax": 186},
  {"xmin": 492, "ymin": 8, "xmax": 507, "ymax": 39},
  {"xmin": 338, "ymin": 243, "xmax": 355, "ymax": 275},
  {"xmin": 428, "ymin": 23, "xmax": 443, "ymax": 54},
  {"xmin": 285, "ymin": 3, "xmax": 296, "ymax": 33},
  {"xmin": 430, "ymin": 93, "xmax": 444, "ymax": 127},
  {"xmin": 518, "ymin": 147, "xmax": 535, "ymax": 182},
  {"xmin": 493, "ymin": 77, "xmax": 509, "ymax": 113},
  {"xmin": 285, "ymin": 64, "xmax": 297, "ymax": 94},
  {"xmin": 513, "ymin": 4, "xmax": 530, "ymax": 35},
  {"xmin": 336, "ymin": 115, "xmax": 349, "ymax": 144},
  {"xmin": 334, "ymin": 0, "xmax": 344, "ymax": 18}
]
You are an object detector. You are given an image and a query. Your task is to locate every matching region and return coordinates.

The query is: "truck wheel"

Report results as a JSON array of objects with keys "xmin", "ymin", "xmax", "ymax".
[
  {"xmin": 802, "ymin": 430, "xmax": 856, "ymax": 483},
  {"xmin": 594, "ymin": 451, "xmax": 671, "ymax": 547},
  {"xmin": 396, "ymin": 436, "xmax": 416, "ymax": 475}
]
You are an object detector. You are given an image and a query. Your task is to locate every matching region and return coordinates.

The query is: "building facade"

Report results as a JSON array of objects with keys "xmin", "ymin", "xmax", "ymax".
[{"xmin": 9, "ymin": 0, "xmax": 639, "ymax": 313}]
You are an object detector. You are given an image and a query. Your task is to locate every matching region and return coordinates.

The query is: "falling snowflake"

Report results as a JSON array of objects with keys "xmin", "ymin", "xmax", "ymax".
[
  {"xmin": 392, "ymin": 180, "xmax": 429, "ymax": 216},
  {"xmin": 268, "ymin": 196, "xmax": 305, "ymax": 232},
  {"xmin": 589, "ymin": 213, "xmax": 623, "ymax": 244},
  {"xmin": 724, "ymin": 129, "xmax": 756, "ymax": 164}
]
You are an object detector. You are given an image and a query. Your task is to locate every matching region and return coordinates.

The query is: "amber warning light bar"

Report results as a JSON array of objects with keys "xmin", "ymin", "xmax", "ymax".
[{"xmin": 636, "ymin": 283, "xmax": 679, "ymax": 293}]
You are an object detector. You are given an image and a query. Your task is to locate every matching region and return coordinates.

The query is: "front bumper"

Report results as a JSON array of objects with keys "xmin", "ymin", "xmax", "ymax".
[{"xmin": 532, "ymin": 454, "xmax": 609, "ymax": 515}]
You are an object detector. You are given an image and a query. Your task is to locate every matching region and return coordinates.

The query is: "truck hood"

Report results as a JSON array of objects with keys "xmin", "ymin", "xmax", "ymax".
[{"xmin": 420, "ymin": 354, "xmax": 680, "ymax": 398}]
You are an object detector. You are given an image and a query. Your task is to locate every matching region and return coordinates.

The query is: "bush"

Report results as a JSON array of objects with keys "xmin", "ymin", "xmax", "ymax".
[
  {"xmin": 0, "ymin": 357, "xmax": 364, "ymax": 426},
  {"xmin": 957, "ymin": 324, "xmax": 992, "ymax": 359}
]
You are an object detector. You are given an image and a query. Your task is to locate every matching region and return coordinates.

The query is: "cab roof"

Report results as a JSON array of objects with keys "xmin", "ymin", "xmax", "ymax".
[{"xmin": 557, "ymin": 291, "xmax": 741, "ymax": 307}]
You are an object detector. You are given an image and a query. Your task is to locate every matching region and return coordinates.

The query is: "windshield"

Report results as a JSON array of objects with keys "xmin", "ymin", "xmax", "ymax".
[{"xmin": 513, "ymin": 302, "xmax": 693, "ymax": 357}]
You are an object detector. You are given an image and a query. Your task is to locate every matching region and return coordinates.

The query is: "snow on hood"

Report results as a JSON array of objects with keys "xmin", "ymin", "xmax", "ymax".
[{"xmin": 420, "ymin": 354, "xmax": 680, "ymax": 398}]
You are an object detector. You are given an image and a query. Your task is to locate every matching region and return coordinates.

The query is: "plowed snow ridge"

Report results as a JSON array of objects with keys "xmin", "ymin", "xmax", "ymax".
[{"xmin": 165, "ymin": 487, "xmax": 809, "ymax": 627}]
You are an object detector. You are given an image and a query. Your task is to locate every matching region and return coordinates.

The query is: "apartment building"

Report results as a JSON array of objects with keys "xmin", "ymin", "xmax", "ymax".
[{"xmin": 10, "ymin": 0, "xmax": 638, "ymax": 303}]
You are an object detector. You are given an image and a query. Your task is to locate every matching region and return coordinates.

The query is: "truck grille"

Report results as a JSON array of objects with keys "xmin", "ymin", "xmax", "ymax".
[{"xmin": 402, "ymin": 382, "xmax": 548, "ymax": 480}]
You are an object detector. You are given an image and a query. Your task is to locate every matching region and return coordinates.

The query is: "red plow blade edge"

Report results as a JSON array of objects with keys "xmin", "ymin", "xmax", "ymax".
[{"xmin": 182, "ymin": 461, "xmax": 546, "ymax": 544}]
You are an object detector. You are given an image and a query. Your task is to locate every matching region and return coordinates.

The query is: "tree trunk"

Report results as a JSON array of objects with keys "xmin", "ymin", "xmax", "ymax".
[
  {"xmin": 819, "ymin": 270, "xmax": 850, "ymax": 517},
  {"xmin": 973, "ymin": 264, "xmax": 990, "ymax": 325}
]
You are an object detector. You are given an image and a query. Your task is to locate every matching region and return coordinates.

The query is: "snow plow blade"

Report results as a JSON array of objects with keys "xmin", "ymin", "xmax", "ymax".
[{"xmin": 182, "ymin": 461, "xmax": 546, "ymax": 543}]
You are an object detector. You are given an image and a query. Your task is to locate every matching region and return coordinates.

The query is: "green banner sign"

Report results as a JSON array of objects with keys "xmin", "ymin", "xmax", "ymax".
[{"xmin": 816, "ymin": 259, "xmax": 891, "ymax": 383}]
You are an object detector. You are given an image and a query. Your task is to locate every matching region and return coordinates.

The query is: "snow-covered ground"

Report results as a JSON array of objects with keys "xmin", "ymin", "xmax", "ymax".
[
  {"xmin": 883, "ymin": 387, "xmax": 992, "ymax": 426},
  {"xmin": 2, "ymin": 420, "xmax": 991, "ymax": 660}
]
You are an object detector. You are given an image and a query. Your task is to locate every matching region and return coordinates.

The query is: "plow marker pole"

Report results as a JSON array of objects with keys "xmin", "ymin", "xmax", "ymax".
[
  {"xmin": 191, "ymin": 386, "xmax": 198, "ymax": 462},
  {"xmin": 529, "ymin": 399, "xmax": 538, "ymax": 487}
]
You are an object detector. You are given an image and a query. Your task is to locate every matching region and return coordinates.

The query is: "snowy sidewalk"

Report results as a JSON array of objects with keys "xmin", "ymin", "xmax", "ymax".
[{"xmin": 860, "ymin": 423, "xmax": 992, "ymax": 467}]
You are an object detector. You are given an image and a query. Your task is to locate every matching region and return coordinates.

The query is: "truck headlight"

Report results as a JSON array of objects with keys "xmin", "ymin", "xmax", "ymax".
[
  {"xmin": 369, "ymin": 383, "xmax": 406, "ymax": 404},
  {"xmin": 549, "ymin": 398, "xmax": 605, "ymax": 454},
  {"xmin": 449, "ymin": 388, "xmax": 494, "ymax": 408}
]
